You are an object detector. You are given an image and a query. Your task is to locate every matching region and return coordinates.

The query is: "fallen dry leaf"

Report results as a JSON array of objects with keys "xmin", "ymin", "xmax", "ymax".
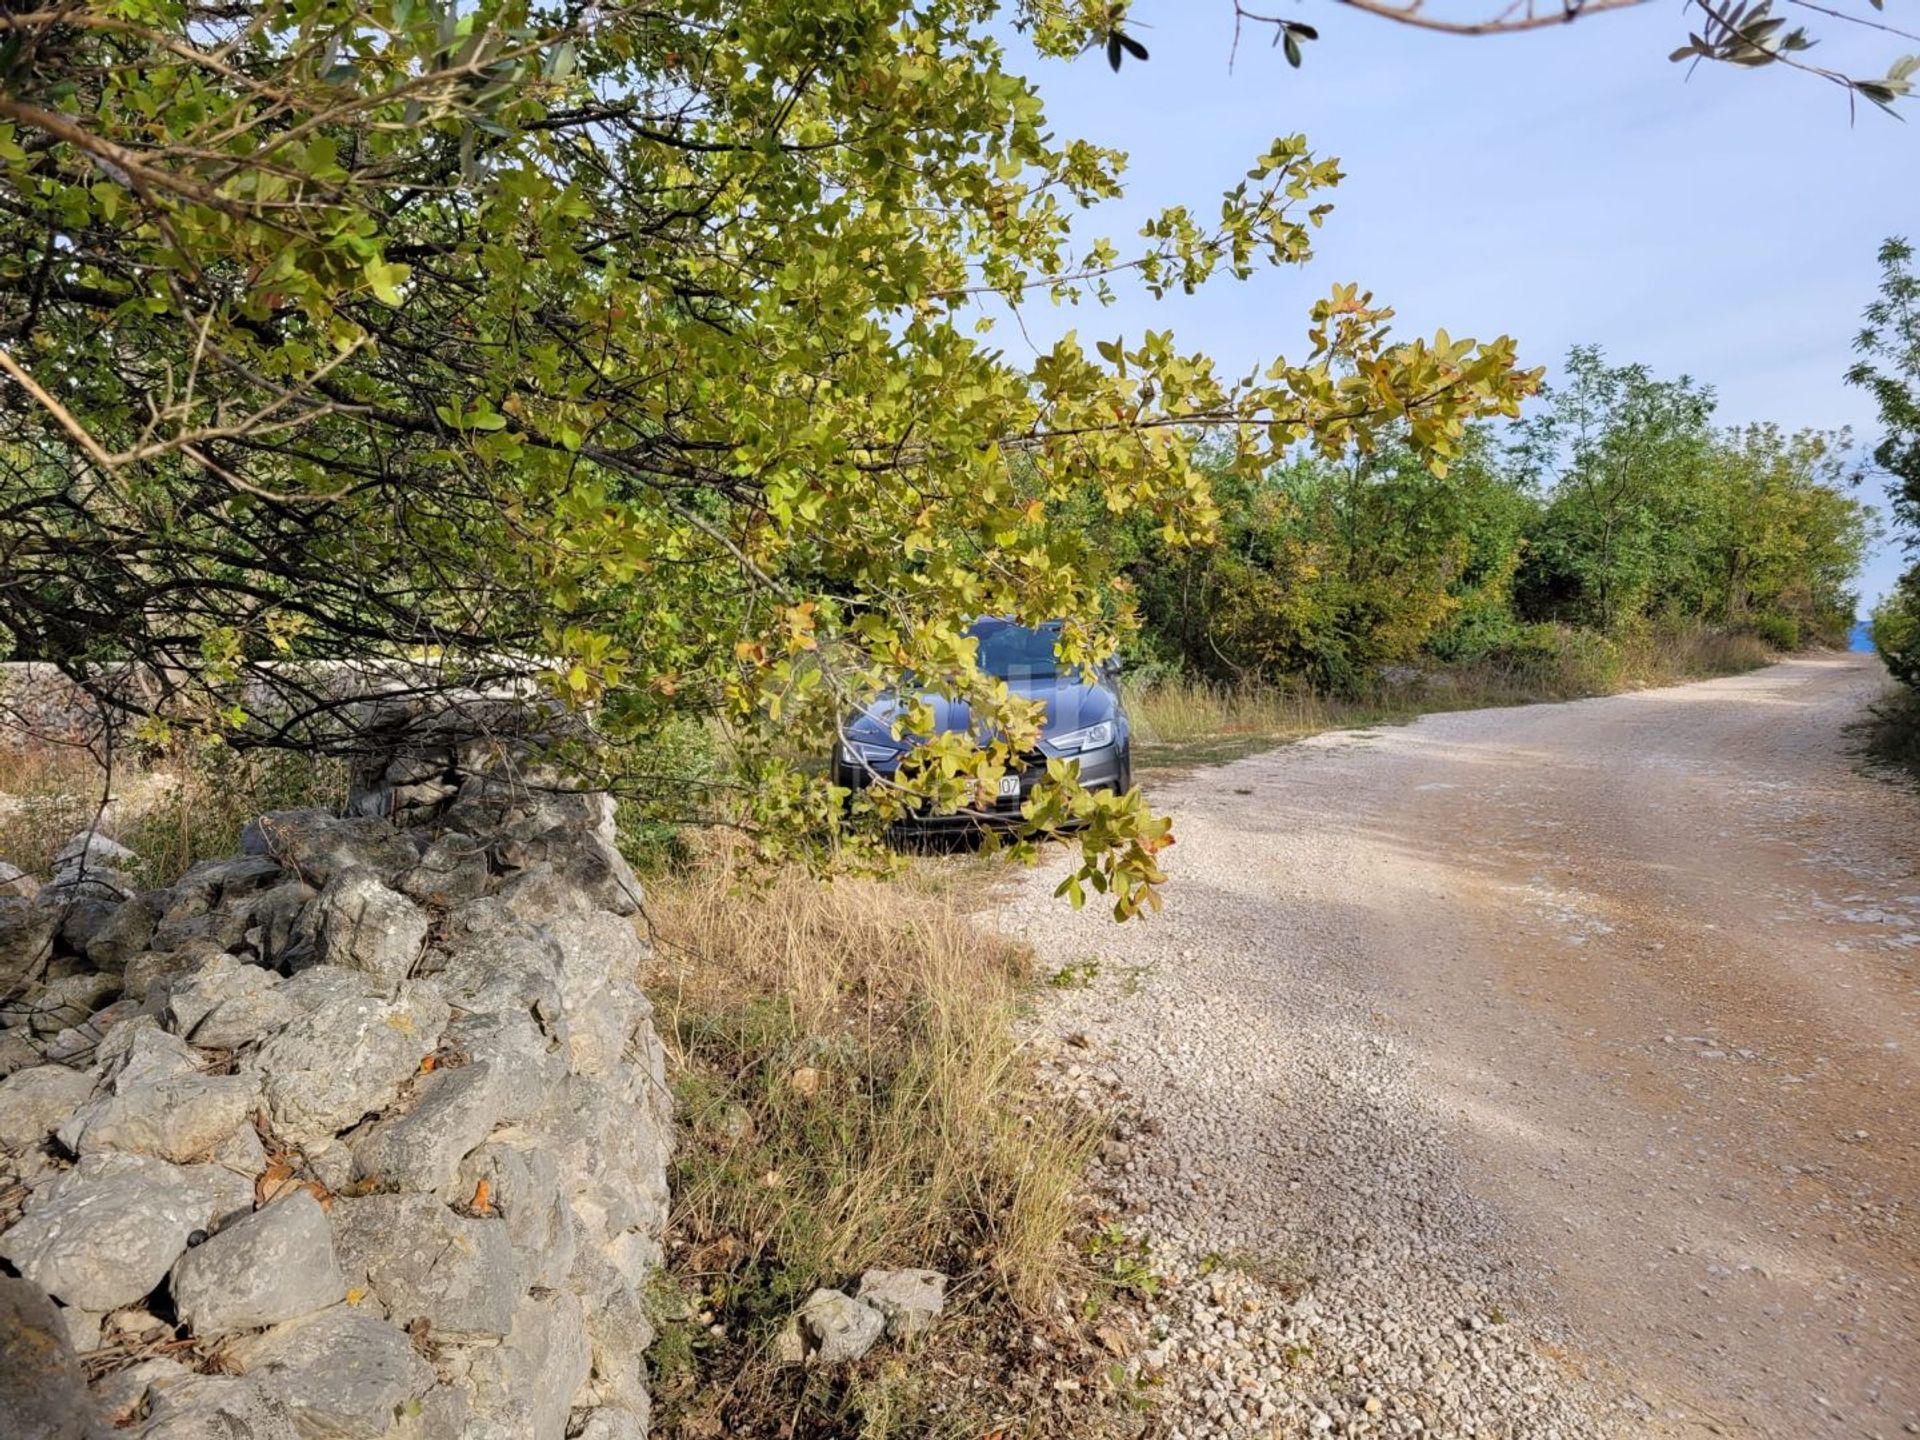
[{"xmin": 469, "ymin": 1177, "xmax": 492, "ymax": 1215}]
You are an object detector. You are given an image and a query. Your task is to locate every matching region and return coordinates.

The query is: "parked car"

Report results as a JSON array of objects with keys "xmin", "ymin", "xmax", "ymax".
[{"xmin": 832, "ymin": 617, "xmax": 1133, "ymax": 827}]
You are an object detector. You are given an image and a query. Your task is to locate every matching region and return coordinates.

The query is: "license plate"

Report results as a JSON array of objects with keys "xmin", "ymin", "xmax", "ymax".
[{"xmin": 996, "ymin": 775, "xmax": 1022, "ymax": 799}]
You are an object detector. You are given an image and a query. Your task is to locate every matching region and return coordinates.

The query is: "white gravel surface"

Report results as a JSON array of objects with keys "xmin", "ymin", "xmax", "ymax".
[{"xmin": 1004, "ymin": 656, "xmax": 1919, "ymax": 1440}]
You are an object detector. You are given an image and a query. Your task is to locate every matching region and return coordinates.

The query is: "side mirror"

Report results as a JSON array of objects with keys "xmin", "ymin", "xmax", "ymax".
[{"xmin": 1100, "ymin": 656, "xmax": 1124, "ymax": 680}]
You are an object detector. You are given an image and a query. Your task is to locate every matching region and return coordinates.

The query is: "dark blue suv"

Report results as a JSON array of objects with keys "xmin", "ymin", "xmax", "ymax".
[{"xmin": 833, "ymin": 618, "xmax": 1134, "ymax": 825}]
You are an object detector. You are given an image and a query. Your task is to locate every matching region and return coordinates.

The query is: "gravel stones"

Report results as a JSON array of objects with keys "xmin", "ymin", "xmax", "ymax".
[
  {"xmin": 228, "ymin": 1306, "xmax": 432, "ymax": 1439},
  {"xmin": 1008, "ymin": 756, "xmax": 1617, "ymax": 1440},
  {"xmin": 169, "ymin": 1189, "xmax": 346, "ymax": 1333},
  {"xmin": 0, "ymin": 1151, "xmax": 250, "ymax": 1310}
]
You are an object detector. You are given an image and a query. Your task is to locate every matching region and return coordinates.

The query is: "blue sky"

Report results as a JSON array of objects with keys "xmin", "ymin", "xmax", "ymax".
[{"xmin": 1000, "ymin": 3, "xmax": 1915, "ymax": 608}]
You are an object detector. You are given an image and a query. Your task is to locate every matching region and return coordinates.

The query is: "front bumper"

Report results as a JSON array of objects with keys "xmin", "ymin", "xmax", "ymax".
[{"xmin": 835, "ymin": 743, "xmax": 1128, "ymax": 828}]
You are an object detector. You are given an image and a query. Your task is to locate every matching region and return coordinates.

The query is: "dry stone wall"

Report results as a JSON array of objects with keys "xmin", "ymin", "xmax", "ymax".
[{"xmin": 0, "ymin": 764, "xmax": 672, "ymax": 1439}]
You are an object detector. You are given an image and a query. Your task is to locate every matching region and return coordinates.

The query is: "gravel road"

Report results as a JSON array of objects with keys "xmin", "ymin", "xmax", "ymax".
[{"xmin": 1006, "ymin": 655, "xmax": 1918, "ymax": 1439}]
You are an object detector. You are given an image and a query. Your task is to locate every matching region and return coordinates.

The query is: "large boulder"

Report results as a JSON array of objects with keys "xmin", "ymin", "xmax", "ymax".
[
  {"xmin": 0, "ymin": 1151, "xmax": 251, "ymax": 1311},
  {"xmin": 331, "ymin": 1193, "xmax": 517, "ymax": 1341},
  {"xmin": 250, "ymin": 978, "xmax": 448, "ymax": 1148},
  {"xmin": 0, "ymin": 1276, "xmax": 89, "ymax": 1440},
  {"xmin": 169, "ymin": 1189, "xmax": 345, "ymax": 1334},
  {"xmin": 348, "ymin": 1061, "xmax": 504, "ymax": 1197},
  {"xmin": 228, "ymin": 1306, "xmax": 432, "ymax": 1440},
  {"xmin": 304, "ymin": 869, "xmax": 427, "ymax": 984},
  {"xmin": 240, "ymin": 811, "xmax": 415, "ymax": 888},
  {"xmin": 0, "ymin": 1063, "xmax": 94, "ymax": 1152}
]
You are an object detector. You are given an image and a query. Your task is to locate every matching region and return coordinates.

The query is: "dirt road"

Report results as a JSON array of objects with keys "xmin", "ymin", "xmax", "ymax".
[{"xmin": 1010, "ymin": 655, "xmax": 1918, "ymax": 1438}]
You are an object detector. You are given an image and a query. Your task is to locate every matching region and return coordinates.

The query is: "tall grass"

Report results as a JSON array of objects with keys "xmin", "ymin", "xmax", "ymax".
[
  {"xmin": 643, "ymin": 852, "xmax": 1103, "ymax": 1437},
  {"xmin": 0, "ymin": 743, "xmax": 346, "ymax": 886}
]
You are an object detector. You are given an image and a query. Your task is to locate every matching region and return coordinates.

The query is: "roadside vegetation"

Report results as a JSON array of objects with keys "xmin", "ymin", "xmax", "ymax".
[
  {"xmin": 1849, "ymin": 238, "xmax": 1920, "ymax": 779},
  {"xmin": 639, "ymin": 851, "xmax": 1152, "ymax": 1439}
]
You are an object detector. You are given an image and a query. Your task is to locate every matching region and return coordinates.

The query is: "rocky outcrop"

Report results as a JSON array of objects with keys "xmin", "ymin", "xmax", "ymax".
[{"xmin": 0, "ymin": 775, "xmax": 670, "ymax": 1438}]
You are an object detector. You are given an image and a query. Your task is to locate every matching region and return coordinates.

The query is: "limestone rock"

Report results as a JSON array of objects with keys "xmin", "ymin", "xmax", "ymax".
[
  {"xmin": 90, "ymin": 1356, "xmax": 192, "ymax": 1429},
  {"xmin": 797, "ymin": 1288, "xmax": 884, "ymax": 1365},
  {"xmin": 0, "ymin": 1276, "xmax": 89, "ymax": 1440},
  {"xmin": 0, "ymin": 861, "xmax": 37, "ymax": 900},
  {"xmin": 41, "ymin": 997, "xmax": 137, "ymax": 1065},
  {"xmin": 229, "ymin": 1306, "xmax": 431, "ymax": 1440},
  {"xmin": 421, "ymin": 898, "xmax": 566, "ymax": 1019},
  {"xmin": 121, "ymin": 941, "xmax": 224, "ymax": 1005},
  {"xmin": 53, "ymin": 830, "xmax": 137, "ymax": 874},
  {"xmin": 493, "ymin": 823, "xmax": 641, "ymax": 918},
  {"xmin": 167, "ymin": 955, "xmax": 295, "ymax": 1049},
  {"xmin": 0, "ymin": 896, "xmax": 60, "ymax": 997},
  {"xmin": 458, "ymin": 1291, "xmax": 591, "ymax": 1440},
  {"xmin": 85, "ymin": 892, "xmax": 162, "ymax": 971},
  {"xmin": 0, "ymin": 1152, "xmax": 251, "ymax": 1311},
  {"xmin": 456, "ymin": 1137, "xmax": 574, "ymax": 1290},
  {"xmin": 0, "ymin": 1062, "xmax": 95, "ymax": 1151},
  {"xmin": 855, "ymin": 1267, "xmax": 948, "ymax": 1339},
  {"xmin": 306, "ymin": 869, "xmax": 427, "ymax": 984},
  {"xmin": 252, "ymin": 979, "xmax": 449, "ymax": 1148},
  {"xmin": 96, "ymin": 1021, "xmax": 198, "ymax": 1087},
  {"xmin": 396, "ymin": 832, "xmax": 490, "ymax": 907},
  {"xmin": 169, "ymin": 1189, "xmax": 345, "ymax": 1334},
  {"xmin": 241, "ymin": 811, "xmax": 415, "ymax": 888},
  {"xmin": 59, "ymin": 1068, "xmax": 259, "ymax": 1164},
  {"xmin": 137, "ymin": 1374, "xmax": 301, "ymax": 1439},
  {"xmin": 242, "ymin": 880, "xmax": 315, "ymax": 967},
  {"xmin": 167, "ymin": 855, "xmax": 285, "ymax": 917},
  {"xmin": 0, "ymin": 1027, "xmax": 40, "ymax": 1075},
  {"xmin": 26, "ymin": 971, "xmax": 121, "ymax": 1036},
  {"xmin": 349, "ymin": 1061, "xmax": 503, "ymax": 1197},
  {"xmin": 569, "ymin": 1405, "xmax": 651, "ymax": 1440},
  {"xmin": 331, "ymin": 1193, "xmax": 517, "ymax": 1341},
  {"xmin": 439, "ymin": 1008, "xmax": 565, "ymax": 1126}
]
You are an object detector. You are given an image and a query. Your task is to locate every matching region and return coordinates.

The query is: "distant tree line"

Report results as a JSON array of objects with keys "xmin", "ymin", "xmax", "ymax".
[{"xmin": 1094, "ymin": 346, "xmax": 1876, "ymax": 694}]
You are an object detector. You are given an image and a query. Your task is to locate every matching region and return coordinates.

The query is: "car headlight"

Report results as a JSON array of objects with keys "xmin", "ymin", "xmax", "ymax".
[
  {"xmin": 1048, "ymin": 721, "xmax": 1114, "ymax": 753},
  {"xmin": 839, "ymin": 739, "xmax": 902, "ymax": 767}
]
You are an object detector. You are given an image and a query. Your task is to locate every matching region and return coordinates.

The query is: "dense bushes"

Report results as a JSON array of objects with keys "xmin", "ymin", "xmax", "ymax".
[{"xmin": 1110, "ymin": 346, "xmax": 1874, "ymax": 695}]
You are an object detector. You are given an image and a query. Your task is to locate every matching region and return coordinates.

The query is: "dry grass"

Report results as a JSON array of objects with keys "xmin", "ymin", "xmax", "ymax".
[
  {"xmin": 642, "ymin": 850, "xmax": 1137, "ymax": 1439},
  {"xmin": 1126, "ymin": 623, "xmax": 1775, "ymax": 775},
  {"xmin": 0, "ymin": 742, "xmax": 347, "ymax": 887}
]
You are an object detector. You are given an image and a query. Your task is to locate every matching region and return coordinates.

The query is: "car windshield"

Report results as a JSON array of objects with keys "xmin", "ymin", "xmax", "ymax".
[{"xmin": 970, "ymin": 619, "xmax": 1067, "ymax": 681}]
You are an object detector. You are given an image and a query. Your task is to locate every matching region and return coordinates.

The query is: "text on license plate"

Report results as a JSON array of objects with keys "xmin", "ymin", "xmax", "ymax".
[{"xmin": 997, "ymin": 775, "xmax": 1022, "ymax": 799}]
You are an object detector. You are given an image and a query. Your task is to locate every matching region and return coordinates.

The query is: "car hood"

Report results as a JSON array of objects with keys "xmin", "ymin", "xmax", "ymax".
[{"xmin": 848, "ymin": 674, "xmax": 1116, "ymax": 747}]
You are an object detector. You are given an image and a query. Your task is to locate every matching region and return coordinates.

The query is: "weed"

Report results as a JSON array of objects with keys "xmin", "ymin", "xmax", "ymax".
[
  {"xmin": 643, "ymin": 848, "xmax": 1121, "ymax": 1437},
  {"xmin": 1048, "ymin": 957, "xmax": 1101, "ymax": 989}
]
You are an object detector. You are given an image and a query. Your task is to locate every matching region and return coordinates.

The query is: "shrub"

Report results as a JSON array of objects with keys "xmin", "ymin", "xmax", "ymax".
[
  {"xmin": 1873, "ymin": 572, "xmax": 1920, "ymax": 690},
  {"xmin": 1750, "ymin": 612, "xmax": 1802, "ymax": 650}
]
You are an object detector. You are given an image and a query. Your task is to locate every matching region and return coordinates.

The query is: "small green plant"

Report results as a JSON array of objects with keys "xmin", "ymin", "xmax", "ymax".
[
  {"xmin": 1049, "ymin": 957, "xmax": 1101, "ymax": 989},
  {"xmin": 1083, "ymin": 1224, "xmax": 1160, "ymax": 1301}
]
